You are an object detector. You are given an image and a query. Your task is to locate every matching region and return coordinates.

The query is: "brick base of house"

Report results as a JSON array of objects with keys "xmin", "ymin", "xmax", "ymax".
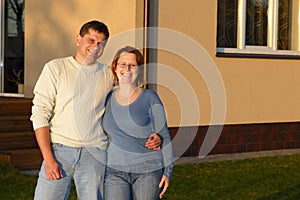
[
  {"xmin": 0, "ymin": 153, "xmax": 12, "ymax": 165},
  {"xmin": 169, "ymin": 122, "xmax": 300, "ymax": 157}
]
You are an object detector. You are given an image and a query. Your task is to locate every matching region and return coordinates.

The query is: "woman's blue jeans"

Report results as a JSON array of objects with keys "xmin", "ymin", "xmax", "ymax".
[
  {"xmin": 104, "ymin": 167, "xmax": 163, "ymax": 200},
  {"xmin": 34, "ymin": 143, "xmax": 106, "ymax": 200}
]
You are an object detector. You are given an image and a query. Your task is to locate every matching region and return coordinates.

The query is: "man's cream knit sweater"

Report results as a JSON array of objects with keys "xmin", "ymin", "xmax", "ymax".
[{"xmin": 30, "ymin": 56, "xmax": 113, "ymax": 149}]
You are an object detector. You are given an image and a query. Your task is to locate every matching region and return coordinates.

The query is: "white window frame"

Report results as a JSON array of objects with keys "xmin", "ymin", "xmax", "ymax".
[
  {"xmin": 0, "ymin": 0, "xmax": 4, "ymax": 94},
  {"xmin": 216, "ymin": 0, "xmax": 300, "ymax": 56}
]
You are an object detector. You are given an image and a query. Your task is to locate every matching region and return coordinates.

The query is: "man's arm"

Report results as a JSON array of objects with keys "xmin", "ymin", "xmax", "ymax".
[{"xmin": 35, "ymin": 126, "xmax": 62, "ymax": 180}]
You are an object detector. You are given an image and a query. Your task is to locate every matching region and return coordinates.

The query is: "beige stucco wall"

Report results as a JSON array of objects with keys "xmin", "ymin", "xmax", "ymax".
[
  {"xmin": 24, "ymin": 0, "xmax": 145, "ymax": 97},
  {"xmin": 156, "ymin": 0, "xmax": 300, "ymax": 126},
  {"xmin": 24, "ymin": 0, "xmax": 300, "ymax": 127}
]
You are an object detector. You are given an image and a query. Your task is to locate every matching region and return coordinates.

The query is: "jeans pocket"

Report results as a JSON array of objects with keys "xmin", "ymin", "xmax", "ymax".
[{"xmin": 52, "ymin": 143, "xmax": 63, "ymax": 152}]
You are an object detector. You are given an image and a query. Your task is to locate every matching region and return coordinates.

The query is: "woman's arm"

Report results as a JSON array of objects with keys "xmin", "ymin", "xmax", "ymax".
[{"xmin": 150, "ymin": 92, "xmax": 174, "ymax": 198}]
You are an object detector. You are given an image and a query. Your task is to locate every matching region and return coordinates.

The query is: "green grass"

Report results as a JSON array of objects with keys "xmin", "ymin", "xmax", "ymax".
[
  {"xmin": 164, "ymin": 154, "xmax": 300, "ymax": 200},
  {"xmin": 1, "ymin": 153, "xmax": 300, "ymax": 199},
  {"xmin": 0, "ymin": 163, "xmax": 37, "ymax": 200}
]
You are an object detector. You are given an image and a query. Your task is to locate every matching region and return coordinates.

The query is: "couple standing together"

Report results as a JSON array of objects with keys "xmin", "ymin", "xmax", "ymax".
[{"xmin": 30, "ymin": 20, "xmax": 173, "ymax": 200}]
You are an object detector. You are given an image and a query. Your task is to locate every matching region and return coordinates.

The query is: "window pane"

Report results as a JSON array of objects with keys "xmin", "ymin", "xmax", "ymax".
[
  {"xmin": 4, "ymin": 0, "xmax": 24, "ymax": 93},
  {"xmin": 277, "ymin": 0, "xmax": 291, "ymax": 50},
  {"xmin": 246, "ymin": 0, "xmax": 268, "ymax": 46},
  {"xmin": 217, "ymin": 0, "xmax": 238, "ymax": 48}
]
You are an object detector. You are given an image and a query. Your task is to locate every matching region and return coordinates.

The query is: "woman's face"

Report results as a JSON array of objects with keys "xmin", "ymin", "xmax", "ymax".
[{"xmin": 115, "ymin": 52, "xmax": 139, "ymax": 85}]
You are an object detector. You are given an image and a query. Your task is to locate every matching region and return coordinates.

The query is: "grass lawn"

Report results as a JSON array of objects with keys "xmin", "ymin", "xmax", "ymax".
[{"xmin": 1, "ymin": 153, "xmax": 300, "ymax": 200}]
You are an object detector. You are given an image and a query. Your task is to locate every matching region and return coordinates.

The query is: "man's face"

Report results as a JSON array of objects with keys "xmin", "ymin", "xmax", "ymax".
[{"xmin": 76, "ymin": 29, "xmax": 107, "ymax": 65}]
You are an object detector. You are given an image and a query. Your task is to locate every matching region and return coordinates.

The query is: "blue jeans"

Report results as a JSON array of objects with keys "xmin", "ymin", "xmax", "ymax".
[
  {"xmin": 104, "ymin": 167, "xmax": 163, "ymax": 200},
  {"xmin": 34, "ymin": 143, "xmax": 106, "ymax": 200}
]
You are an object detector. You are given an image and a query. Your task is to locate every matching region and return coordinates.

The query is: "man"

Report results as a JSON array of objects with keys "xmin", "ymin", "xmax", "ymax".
[{"xmin": 31, "ymin": 20, "xmax": 160, "ymax": 200}]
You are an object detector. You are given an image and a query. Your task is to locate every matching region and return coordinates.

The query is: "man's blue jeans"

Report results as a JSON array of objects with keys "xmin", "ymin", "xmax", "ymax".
[
  {"xmin": 34, "ymin": 143, "xmax": 106, "ymax": 200},
  {"xmin": 104, "ymin": 167, "xmax": 163, "ymax": 200}
]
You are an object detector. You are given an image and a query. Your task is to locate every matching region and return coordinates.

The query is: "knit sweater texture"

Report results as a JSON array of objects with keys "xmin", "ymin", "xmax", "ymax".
[{"xmin": 30, "ymin": 56, "xmax": 113, "ymax": 148}]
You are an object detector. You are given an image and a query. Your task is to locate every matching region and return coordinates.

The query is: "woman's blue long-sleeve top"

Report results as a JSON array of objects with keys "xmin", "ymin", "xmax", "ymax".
[{"xmin": 102, "ymin": 88, "xmax": 173, "ymax": 179}]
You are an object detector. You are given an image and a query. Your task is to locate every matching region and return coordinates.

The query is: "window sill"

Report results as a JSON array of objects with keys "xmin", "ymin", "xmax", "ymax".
[
  {"xmin": 216, "ymin": 52, "xmax": 300, "ymax": 60},
  {"xmin": 216, "ymin": 47, "xmax": 300, "ymax": 59}
]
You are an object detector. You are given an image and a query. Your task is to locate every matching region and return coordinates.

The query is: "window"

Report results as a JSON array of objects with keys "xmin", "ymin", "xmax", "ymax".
[
  {"xmin": 217, "ymin": 0, "xmax": 300, "ymax": 57},
  {"xmin": 0, "ymin": 0, "xmax": 24, "ymax": 95}
]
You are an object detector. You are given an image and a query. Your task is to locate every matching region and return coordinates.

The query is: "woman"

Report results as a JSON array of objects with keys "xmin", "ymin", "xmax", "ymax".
[{"xmin": 103, "ymin": 46, "xmax": 173, "ymax": 200}]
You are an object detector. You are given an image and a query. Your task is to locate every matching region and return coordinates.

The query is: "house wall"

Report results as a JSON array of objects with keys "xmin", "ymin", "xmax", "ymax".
[
  {"xmin": 155, "ymin": 0, "xmax": 300, "ymax": 126},
  {"xmin": 24, "ymin": 0, "xmax": 145, "ymax": 97},
  {"xmin": 22, "ymin": 0, "xmax": 300, "ymax": 157}
]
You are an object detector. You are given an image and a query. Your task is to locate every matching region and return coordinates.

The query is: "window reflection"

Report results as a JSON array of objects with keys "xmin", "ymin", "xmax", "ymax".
[
  {"xmin": 3, "ymin": 0, "xmax": 24, "ymax": 94},
  {"xmin": 278, "ymin": 0, "xmax": 291, "ymax": 50},
  {"xmin": 217, "ymin": 0, "xmax": 238, "ymax": 48},
  {"xmin": 246, "ymin": 0, "xmax": 268, "ymax": 46}
]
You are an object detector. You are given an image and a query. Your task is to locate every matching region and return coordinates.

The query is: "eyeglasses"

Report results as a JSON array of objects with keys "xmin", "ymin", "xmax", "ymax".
[{"xmin": 117, "ymin": 63, "xmax": 138, "ymax": 70}]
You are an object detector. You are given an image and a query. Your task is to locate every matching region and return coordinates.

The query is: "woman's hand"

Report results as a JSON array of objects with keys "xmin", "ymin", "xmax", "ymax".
[{"xmin": 159, "ymin": 175, "xmax": 170, "ymax": 199}]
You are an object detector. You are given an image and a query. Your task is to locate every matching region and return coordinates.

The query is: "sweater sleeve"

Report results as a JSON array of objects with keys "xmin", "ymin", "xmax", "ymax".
[
  {"xmin": 150, "ymin": 92, "xmax": 174, "ymax": 179},
  {"xmin": 103, "ymin": 64, "xmax": 114, "ymax": 93},
  {"xmin": 30, "ymin": 61, "xmax": 58, "ymax": 130}
]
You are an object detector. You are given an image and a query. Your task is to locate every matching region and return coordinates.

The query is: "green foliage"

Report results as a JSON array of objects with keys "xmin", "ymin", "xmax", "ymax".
[
  {"xmin": 7, "ymin": 68, "xmax": 24, "ymax": 85},
  {"xmin": 0, "ymin": 162, "xmax": 18, "ymax": 178},
  {"xmin": 0, "ymin": 163, "xmax": 36, "ymax": 200},
  {"xmin": 1, "ymin": 154, "xmax": 300, "ymax": 199},
  {"xmin": 164, "ymin": 154, "xmax": 300, "ymax": 200},
  {"xmin": 0, "ymin": 163, "xmax": 77, "ymax": 200}
]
